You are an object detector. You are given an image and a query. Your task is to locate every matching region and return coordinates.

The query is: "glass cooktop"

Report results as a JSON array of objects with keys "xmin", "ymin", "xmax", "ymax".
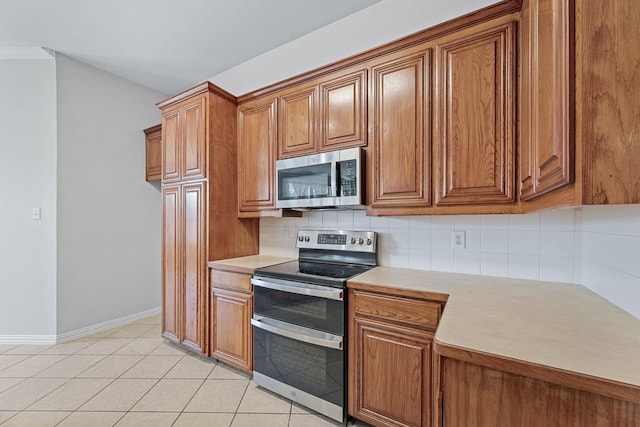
[{"xmin": 253, "ymin": 260, "xmax": 372, "ymax": 288}]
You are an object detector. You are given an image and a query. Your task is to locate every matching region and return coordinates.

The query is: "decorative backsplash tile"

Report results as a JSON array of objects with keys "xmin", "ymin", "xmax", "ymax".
[{"xmin": 260, "ymin": 205, "xmax": 640, "ymax": 318}]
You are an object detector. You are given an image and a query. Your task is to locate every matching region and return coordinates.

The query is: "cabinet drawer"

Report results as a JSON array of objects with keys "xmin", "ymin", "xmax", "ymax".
[
  {"xmin": 352, "ymin": 290, "xmax": 441, "ymax": 330},
  {"xmin": 211, "ymin": 269, "xmax": 251, "ymax": 292}
]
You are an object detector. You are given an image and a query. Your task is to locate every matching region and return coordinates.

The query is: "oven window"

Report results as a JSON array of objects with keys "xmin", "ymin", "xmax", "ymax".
[
  {"xmin": 253, "ymin": 327, "xmax": 344, "ymax": 407},
  {"xmin": 253, "ymin": 286, "xmax": 344, "ymax": 335},
  {"xmin": 278, "ymin": 163, "xmax": 332, "ymax": 200}
]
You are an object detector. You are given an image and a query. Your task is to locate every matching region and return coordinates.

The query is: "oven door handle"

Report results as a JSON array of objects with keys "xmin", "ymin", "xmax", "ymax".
[
  {"xmin": 251, "ymin": 277, "xmax": 343, "ymax": 301},
  {"xmin": 251, "ymin": 316, "xmax": 343, "ymax": 350}
]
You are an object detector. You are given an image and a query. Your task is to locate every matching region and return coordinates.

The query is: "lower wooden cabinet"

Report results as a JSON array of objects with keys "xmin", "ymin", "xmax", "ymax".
[
  {"xmin": 441, "ymin": 358, "xmax": 640, "ymax": 426},
  {"xmin": 162, "ymin": 181, "xmax": 207, "ymax": 354},
  {"xmin": 348, "ymin": 288, "xmax": 443, "ymax": 427},
  {"xmin": 210, "ymin": 268, "xmax": 253, "ymax": 373}
]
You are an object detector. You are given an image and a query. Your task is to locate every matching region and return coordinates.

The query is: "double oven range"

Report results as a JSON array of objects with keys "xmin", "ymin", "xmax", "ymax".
[{"xmin": 251, "ymin": 229, "xmax": 377, "ymax": 423}]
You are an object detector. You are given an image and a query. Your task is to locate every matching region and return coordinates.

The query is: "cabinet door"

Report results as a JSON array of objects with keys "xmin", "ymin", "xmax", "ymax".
[
  {"xmin": 162, "ymin": 109, "xmax": 181, "ymax": 182},
  {"xmin": 278, "ymin": 85, "xmax": 317, "ymax": 158},
  {"xmin": 350, "ymin": 317, "xmax": 433, "ymax": 427},
  {"xmin": 145, "ymin": 125, "xmax": 162, "ymax": 181},
  {"xmin": 237, "ymin": 97, "xmax": 279, "ymax": 216},
  {"xmin": 211, "ymin": 287, "xmax": 253, "ymax": 372},
  {"xmin": 162, "ymin": 185, "xmax": 180, "ymax": 343},
  {"xmin": 319, "ymin": 70, "xmax": 367, "ymax": 151},
  {"xmin": 181, "ymin": 181, "xmax": 207, "ymax": 353},
  {"xmin": 520, "ymin": 0, "xmax": 574, "ymax": 200},
  {"xmin": 435, "ymin": 19, "xmax": 516, "ymax": 205},
  {"xmin": 369, "ymin": 50, "xmax": 432, "ymax": 210},
  {"xmin": 181, "ymin": 97, "xmax": 207, "ymax": 180}
]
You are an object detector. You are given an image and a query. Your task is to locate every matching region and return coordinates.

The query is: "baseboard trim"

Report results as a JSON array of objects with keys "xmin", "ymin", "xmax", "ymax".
[
  {"xmin": 0, "ymin": 334, "xmax": 57, "ymax": 345},
  {"xmin": 0, "ymin": 307, "xmax": 161, "ymax": 345}
]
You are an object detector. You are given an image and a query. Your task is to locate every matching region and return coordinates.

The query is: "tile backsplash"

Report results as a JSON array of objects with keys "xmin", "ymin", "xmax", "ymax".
[{"xmin": 260, "ymin": 205, "xmax": 640, "ymax": 319}]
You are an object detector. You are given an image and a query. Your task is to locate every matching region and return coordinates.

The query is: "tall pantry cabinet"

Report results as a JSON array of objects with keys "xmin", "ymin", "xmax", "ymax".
[{"xmin": 157, "ymin": 82, "xmax": 259, "ymax": 355}]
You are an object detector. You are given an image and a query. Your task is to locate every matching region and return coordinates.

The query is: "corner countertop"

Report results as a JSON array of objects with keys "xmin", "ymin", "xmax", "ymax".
[
  {"xmin": 208, "ymin": 255, "xmax": 294, "ymax": 275},
  {"xmin": 348, "ymin": 266, "xmax": 640, "ymax": 402}
]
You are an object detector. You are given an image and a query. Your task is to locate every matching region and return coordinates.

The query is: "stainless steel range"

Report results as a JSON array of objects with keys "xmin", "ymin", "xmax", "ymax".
[{"xmin": 251, "ymin": 229, "xmax": 377, "ymax": 423}]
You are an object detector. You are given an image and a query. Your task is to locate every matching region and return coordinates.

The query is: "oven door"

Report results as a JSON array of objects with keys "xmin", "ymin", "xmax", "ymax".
[
  {"xmin": 251, "ymin": 277, "xmax": 344, "ymax": 335},
  {"xmin": 252, "ymin": 316, "xmax": 344, "ymax": 421}
]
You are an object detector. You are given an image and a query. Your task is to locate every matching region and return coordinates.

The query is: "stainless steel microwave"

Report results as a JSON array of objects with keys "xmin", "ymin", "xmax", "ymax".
[{"xmin": 275, "ymin": 148, "xmax": 364, "ymax": 210}]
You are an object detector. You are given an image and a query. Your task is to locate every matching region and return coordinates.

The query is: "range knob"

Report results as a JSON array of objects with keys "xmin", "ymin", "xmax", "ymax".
[
  {"xmin": 350, "ymin": 237, "xmax": 356, "ymax": 244},
  {"xmin": 298, "ymin": 236, "xmax": 304, "ymax": 242},
  {"xmin": 366, "ymin": 238, "xmax": 372, "ymax": 246},
  {"xmin": 304, "ymin": 236, "xmax": 310, "ymax": 242},
  {"xmin": 358, "ymin": 238, "xmax": 364, "ymax": 245}
]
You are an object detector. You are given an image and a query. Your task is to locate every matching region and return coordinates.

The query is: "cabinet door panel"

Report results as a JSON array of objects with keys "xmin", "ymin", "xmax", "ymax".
[
  {"xmin": 182, "ymin": 181, "xmax": 207, "ymax": 353},
  {"xmin": 520, "ymin": 0, "xmax": 574, "ymax": 200},
  {"xmin": 369, "ymin": 52, "xmax": 431, "ymax": 208},
  {"xmin": 182, "ymin": 97, "xmax": 207, "ymax": 180},
  {"xmin": 162, "ymin": 109, "xmax": 180, "ymax": 182},
  {"xmin": 279, "ymin": 86, "xmax": 317, "ymax": 158},
  {"xmin": 350, "ymin": 318, "xmax": 433, "ymax": 427},
  {"xmin": 211, "ymin": 287, "xmax": 252, "ymax": 372},
  {"xmin": 162, "ymin": 185, "xmax": 180, "ymax": 343},
  {"xmin": 436, "ymin": 21, "xmax": 516, "ymax": 205},
  {"xmin": 238, "ymin": 98, "xmax": 278, "ymax": 214},
  {"xmin": 320, "ymin": 70, "xmax": 367, "ymax": 150},
  {"xmin": 145, "ymin": 125, "xmax": 162, "ymax": 181}
]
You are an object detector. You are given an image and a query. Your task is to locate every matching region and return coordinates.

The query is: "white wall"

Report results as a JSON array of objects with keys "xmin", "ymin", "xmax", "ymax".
[
  {"xmin": 0, "ymin": 56, "xmax": 58, "ymax": 338},
  {"xmin": 210, "ymin": 0, "xmax": 496, "ymax": 95},
  {"xmin": 55, "ymin": 54, "xmax": 165, "ymax": 335}
]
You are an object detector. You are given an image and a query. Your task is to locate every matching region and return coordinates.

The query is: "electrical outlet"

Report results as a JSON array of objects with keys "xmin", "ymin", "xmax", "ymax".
[{"xmin": 452, "ymin": 231, "xmax": 466, "ymax": 249}]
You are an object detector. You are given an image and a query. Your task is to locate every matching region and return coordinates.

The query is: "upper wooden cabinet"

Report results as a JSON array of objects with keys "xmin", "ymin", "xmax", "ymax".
[
  {"xmin": 367, "ymin": 48, "xmax": 432, "ymax": 211},
  {"xmin": 435, "ymin": 17, "xmax": 516, "ymax": 206},
  {"xmin": 278, "ymin": 83, "xmax": 317, "ymax": 158},
  {"xmin": 144, "ymin": 124, "xmax": 162, "ymax": 181},
  {"xmin": 520, "ymin": 0, "xmax": 640, "ymax": 209},
  {"xmin": 319, "ymin": 70, "xmax": 367, "ymax": 151},
  {"xmin": 161, "ymin": 95, "xmax": 207, "ymax": 183},
  {"xmin": 519, "ymin": 0, "xmax": 574, "ymax": 201},
  {"xmin": 237, "ymin": 96, "xmax": 280, "ymax": 217},
  {"xmin": 276, "ymin": 68, "xmax": 367, "ymax": 159}
]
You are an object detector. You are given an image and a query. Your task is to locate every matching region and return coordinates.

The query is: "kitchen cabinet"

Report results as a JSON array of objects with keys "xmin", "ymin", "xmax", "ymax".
[
  {"xmin": 441, "ymin": 358, "xmax": 640, "ymax": 426},
  {"xmin": 435, "ymin": 16, "xmax": 516, "ymax": 206},
  {"xmin": 520, "ymin": 0, "xmax": 640, "ymax": 209},
  {"xmin": 349, "ymin": 288, "xmax": 443, "ymax": 427},
  {"xmin": 157, "ymin": 82, "xmax": 259, "ymax": 355},
  {"xmin": 276, "ymin": 68, "xmax": 367, "ymax": 159},
  {"xmin": 319, "ymin": 69, "xmax": 367, "ymax": 151},
  {"xmin": 144, "ymin": 124, "xmax": 161, "ymax": 181},
  {"xmin": 237, "ymin": 96, "xmax": 280, "ymax": 217},
  {"xmin": 161, "ymin": 96, "xmax": 207, "ymax": 183},
  {"xmin": 161, "ymin": 181, "xmax": 207, "ymax": 353},
  {"xmin": 367, "ymin": 46, "xmax": 432, "ymax": 212},
  {"xmin": 278, "ymin": 83, "xmax": 317, "ymax": 158},
  {"xmin": 210, "ymin": 267, "xmax": 253, "ymax": 372},
  {"xmin": 519, "ymin": 0, "xmax": 574, "ymax": 201}
]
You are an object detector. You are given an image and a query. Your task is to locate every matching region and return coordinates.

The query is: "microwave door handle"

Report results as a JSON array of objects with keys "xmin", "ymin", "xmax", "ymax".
[
  {"xmin": 251, "ymin": 317, "xmax": 343, "ymax": 350},
  {"xmin": 331, "ymin": 161, "xmax": 338, "ymax": 197}
]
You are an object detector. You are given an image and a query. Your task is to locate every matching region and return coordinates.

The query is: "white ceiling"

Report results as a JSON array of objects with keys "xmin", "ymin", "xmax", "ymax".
[{"xmin": 0, "ymin": 0, "xmax": 381, "ymax": 95}]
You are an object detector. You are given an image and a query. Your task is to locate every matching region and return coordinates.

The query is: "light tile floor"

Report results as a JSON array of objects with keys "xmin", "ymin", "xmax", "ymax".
[{"xmin": 0, "ymin": 314, "xmax": 366, "ymax": 427}]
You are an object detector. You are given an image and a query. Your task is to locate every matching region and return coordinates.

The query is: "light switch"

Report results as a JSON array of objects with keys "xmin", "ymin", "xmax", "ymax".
[{"xmin": 31, "ymin": 207, "xmax": 41, "ymax": 220}]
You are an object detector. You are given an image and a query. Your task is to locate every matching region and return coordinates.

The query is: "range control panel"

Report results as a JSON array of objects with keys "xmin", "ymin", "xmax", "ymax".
[{"xmin": 296, "ymin": 230, "xmax": 377, "ymax": 253}]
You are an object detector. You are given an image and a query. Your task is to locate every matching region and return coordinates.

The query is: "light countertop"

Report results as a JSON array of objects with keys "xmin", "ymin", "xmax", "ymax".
[
  {"xmin": 348, "ymin": 266, "xmax": 640, "ymax": 400},
  {"xmin": 208, "ymin": 255, "xmax": 293, "ymax": 274}
]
